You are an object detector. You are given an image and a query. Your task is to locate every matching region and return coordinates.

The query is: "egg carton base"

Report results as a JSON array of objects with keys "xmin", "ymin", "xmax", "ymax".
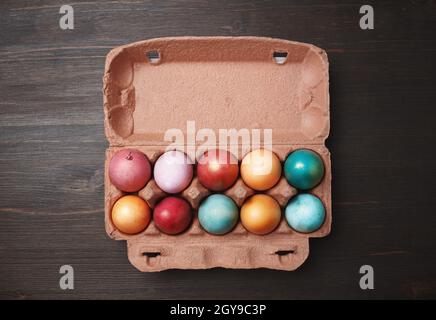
[{"xmin": 128, "ymin": 236, "xmax": 309, "ymax": 272}]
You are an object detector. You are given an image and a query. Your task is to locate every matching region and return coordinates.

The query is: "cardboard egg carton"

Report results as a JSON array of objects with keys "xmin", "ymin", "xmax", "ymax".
[{"xmin": 103, "ymin": 37, "xmax": 331, "ymax": 271}]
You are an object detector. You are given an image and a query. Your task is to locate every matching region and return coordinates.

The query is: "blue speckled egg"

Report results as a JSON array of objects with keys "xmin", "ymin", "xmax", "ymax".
[
  {"xmin": 284, "ymin": 149, "xmax": 325, "ymax": 190},
  {"xmin": 285, "ymin": 194, "xmax": 325, "ymax": 233},
  {"xmin": 198, "ymin": 194, "xmax": 239, "ymax": 235}
]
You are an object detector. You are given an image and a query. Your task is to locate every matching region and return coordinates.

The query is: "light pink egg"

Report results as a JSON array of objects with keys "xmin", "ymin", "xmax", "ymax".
[{"xmin": 153, "ymin": 150, "xmax": 193, "ymax": 194}]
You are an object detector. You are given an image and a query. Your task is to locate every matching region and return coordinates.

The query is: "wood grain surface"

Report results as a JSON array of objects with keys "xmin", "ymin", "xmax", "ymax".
[{"xmin": 0, "ymin": 0, "xmax": 435, "ymax": 299}]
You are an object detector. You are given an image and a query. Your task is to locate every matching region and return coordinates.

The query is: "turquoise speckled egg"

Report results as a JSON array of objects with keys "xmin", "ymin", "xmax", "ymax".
[
  {"xmin": 285, "ymin": 194, "xmax": 325, "ymax": 233},
  {"xmin": 198, "ymin": 194, "xmax": 239, "ymax": 235},
  {"xmin": 284, "ymin": 149, "xmax": 325, "ymax": 190}
]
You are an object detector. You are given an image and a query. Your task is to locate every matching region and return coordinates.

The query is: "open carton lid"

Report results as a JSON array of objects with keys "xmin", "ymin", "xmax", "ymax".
[{"xmin": 103, "ymin": 37, "xmax": 329, "ymax": 147}]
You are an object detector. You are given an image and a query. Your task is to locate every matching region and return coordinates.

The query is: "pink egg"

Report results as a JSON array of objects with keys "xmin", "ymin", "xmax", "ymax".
[
  {"xmin": 153, "ymin": 151, "xmax": 193, "ymax": 193},
  {"xmin": 109, "ymin": 148, "xmax": 151, "ymax": 192}
]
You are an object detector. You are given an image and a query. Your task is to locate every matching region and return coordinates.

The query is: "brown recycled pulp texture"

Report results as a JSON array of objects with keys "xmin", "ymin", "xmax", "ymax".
[{"xmin": 103, "ymin": 37, "xmax": 331, "ymax": 272}]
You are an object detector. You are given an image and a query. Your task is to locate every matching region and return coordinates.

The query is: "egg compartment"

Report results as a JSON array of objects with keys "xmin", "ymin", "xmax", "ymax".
[
  {"xmin": 103, "ymin": 37, "xmax": 331, "ymax": 271},
  {"xmin": 104, "ymin": 144, "xmax": 331, "ymax": 271}
]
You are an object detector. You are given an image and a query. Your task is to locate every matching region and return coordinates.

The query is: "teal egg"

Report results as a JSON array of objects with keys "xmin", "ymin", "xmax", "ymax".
[
  {"xmin": 284, "ymin": 149, "xmax": 325, "ymax": 190},
  {"xmin": 285, "ymin": 194, "xmax": 325, "ymax": 233},
  {"xmin": 198, "ymin": 194, "xmax": 239, "ymax": 235}
]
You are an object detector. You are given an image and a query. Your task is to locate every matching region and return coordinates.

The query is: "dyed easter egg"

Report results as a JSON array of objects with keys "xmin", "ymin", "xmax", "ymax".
[
  {"xmin": 284, "ymin": 149, "xmax": 324, "ymax": 190},
  {"xmin": 197, "ymin": 149, "xmax": 239, "ymax": 191},
  {"xmin": 109, "ymin": 148, "xmax": 151, "ymax": 192},
  {"xmin": 153, "ymin": 197, "xmax": 192, "ymax": 235},
  {"xmin": 153, "ymin": 150, "xmax": 193, "ymax": 194},
  {"xmin": 198, "ymin": 194, "xmax": 239, "ymax": 235},
  {"xmin": 240, "ymin": 149, "xmax": 282, "ymax": 191},
  {"xmin": 111, "ymin": 195, "xmax": 151, "ymax": 234},
  {"xmin": 285, "ymin": 193, "xmax": 325, "ymax": 233},
  {"xmin": 240, "ymin": 194, "xmax": 281, "ymax": 235}
]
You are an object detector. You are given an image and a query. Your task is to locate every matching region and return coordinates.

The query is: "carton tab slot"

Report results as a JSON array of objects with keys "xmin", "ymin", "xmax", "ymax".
[
  {"xmin": 273, "ymin": 51, "xmax": 288, "ymax": 64},
  {"xmin": 275, "ymin": 249, "xmax": 295, "ymax": 256},
  {"xmin": 142, "ymin": 252, "xmax": 161, "ymax": 258},
  {"xmin": 146, "ymin": 50, "xmax": 160, "ymax": 64}
]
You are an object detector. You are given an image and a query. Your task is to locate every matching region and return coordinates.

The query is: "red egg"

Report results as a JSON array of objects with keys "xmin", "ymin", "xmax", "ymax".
[
  {"xmin": 109, "ymin": 148, "xmax": 151, "ymax": 192},
  {"xmin": 197, "ymin": 149, "xmax": 239, "ymax": 191},
  {"xmin": 153, "ymin": 197, "xmax": 192, "ymax": 235}
]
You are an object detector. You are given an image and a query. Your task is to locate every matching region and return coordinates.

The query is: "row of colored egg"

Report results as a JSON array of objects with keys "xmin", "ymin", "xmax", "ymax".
[
  {"xmin": 109, "ymin": 148, "xmax": 325, "ymax": 193},
  {"xmin": 111, "ymin": 192, "xmax": 325, "ymax": 236}
]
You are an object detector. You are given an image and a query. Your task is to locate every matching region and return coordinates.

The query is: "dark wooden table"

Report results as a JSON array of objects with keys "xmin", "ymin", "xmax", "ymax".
[{"xmin": 1, "ymin": 0, "xmax": 435, "ymax": 300}]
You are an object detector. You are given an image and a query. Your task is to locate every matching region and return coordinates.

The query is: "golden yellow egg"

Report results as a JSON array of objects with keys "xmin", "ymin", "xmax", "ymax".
[
  {"xmin": 240, "ymin": 149, "xmax": 282, "ymax": 191},
  {"xmin": 241, "ymin": 194, "xmax": 281, "ymax": 235},
  {"xmin": 111, "ymin": 195, "xmax": 151, "ymax": 234}
]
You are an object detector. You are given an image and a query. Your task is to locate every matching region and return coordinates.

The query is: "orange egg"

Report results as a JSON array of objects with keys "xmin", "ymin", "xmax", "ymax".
[
  {"xmin": 241, "ymin": 194, "xmax": 281, "ymax": 235},
  {"xmin": 240, "ymin": 149, "xmax": 282, "ymax": 191},
  {"xmin": 111, "ymin": 195, "xmax": 151, "ymax": 234}
]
